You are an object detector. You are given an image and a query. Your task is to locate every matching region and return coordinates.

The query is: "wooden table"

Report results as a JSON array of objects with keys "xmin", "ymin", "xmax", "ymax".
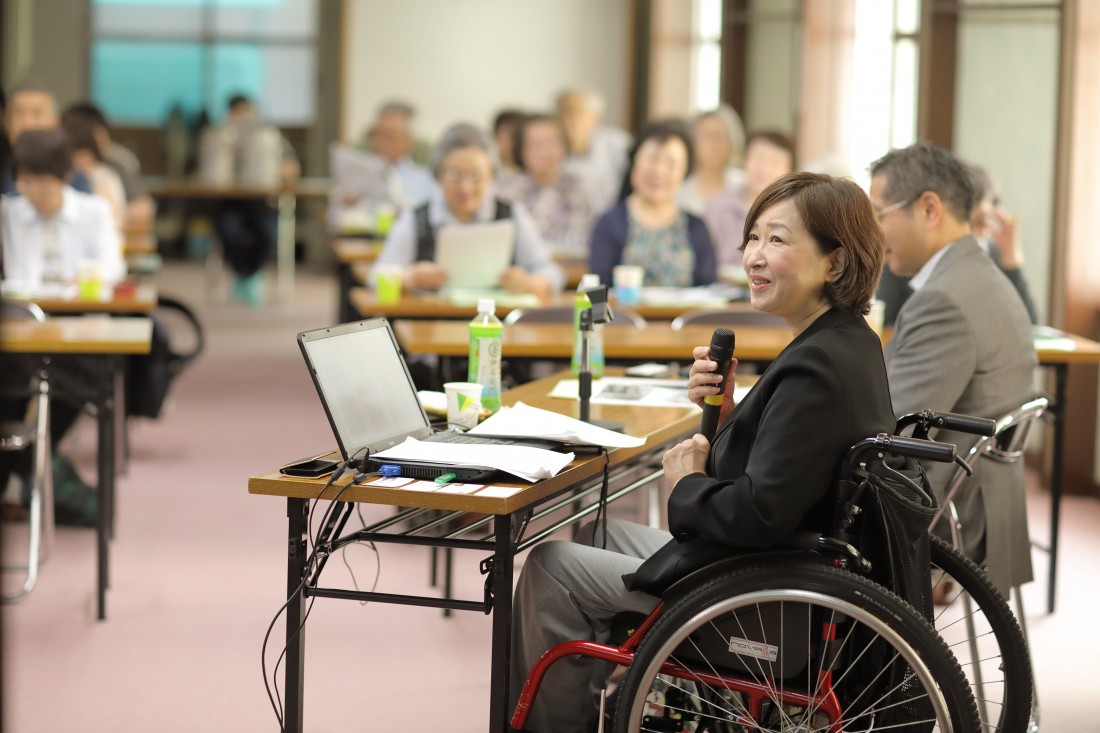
[
  {"xmin": 333, "ymin": 238, "xmax": 382, "ymax": 323},
  {"xmin": 350, "ymin": 286, "xmax": 753, "ymax": 323},
  {"xmin": 393, "ymin": 320, "xmax": 792, "ymax": 363},
  {"xmin": 148, "ymin": 177, "xmax": 331, "ymax": 301},
  {"xmin": 248, "ymin": 372, "xmax": 699, "ymax": 733},
  {"xmin": 9, "ymin": 284, "xmax": 158, "ymax": 315},
  {"xmin": 395, "ymin": 318, "xmax": 1100, "ymax": 613},
  {"xmin": 2, "ymin": 316, "xmax": 153, "ymax": 620}
]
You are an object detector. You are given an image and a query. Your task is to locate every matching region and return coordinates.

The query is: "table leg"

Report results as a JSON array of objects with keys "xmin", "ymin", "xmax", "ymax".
[
  {"xmin": 337, "ymin": 262, "xmax": 354, "ymax": 323},
  {"xmin": 284, "ymin": 497, "xmax": 309, "ymax": 733},
  {"xmin": 96, "ymin": 370, "xmax": 115, "ymax": 621},
  {"xmin": 1048, "ymin": 364, "xmax": 1067, "ymax": 614},
  {"xmin": 489, "ymin": 514, "xmax": 515, "ymax": 733},
  {"xmin": 276, "ymin": 192, "xmax": 297, "ymax": 302}
]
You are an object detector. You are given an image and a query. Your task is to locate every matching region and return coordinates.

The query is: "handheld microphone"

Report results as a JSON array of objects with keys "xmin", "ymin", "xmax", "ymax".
[{"xmin": 700, "ymin": 328, "xmax": 735, "ymax": 442}]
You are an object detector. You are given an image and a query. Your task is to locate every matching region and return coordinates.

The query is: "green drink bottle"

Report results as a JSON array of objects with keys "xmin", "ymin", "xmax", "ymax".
[{"xmin": 468, "ymin": 298, "xmax": 503, "ymax": 413}]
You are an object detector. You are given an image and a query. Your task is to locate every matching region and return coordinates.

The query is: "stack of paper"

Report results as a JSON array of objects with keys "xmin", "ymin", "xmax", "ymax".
[
  {"xmin": 372, "ymin": 437, "xmax": 574, "ymax": 482},
  {"xmin": 548, "ymin": 377, "xmax": 751, "ymax": 408},
  {"xmin": 470, "ymin": 402, "xmax": 646, "ymax": 448}
]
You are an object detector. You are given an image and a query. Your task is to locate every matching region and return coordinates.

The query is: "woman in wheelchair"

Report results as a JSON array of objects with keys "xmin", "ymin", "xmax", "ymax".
[{"xmin": 510, "ymin": 173, "xmax": 905, "ymax": 733}]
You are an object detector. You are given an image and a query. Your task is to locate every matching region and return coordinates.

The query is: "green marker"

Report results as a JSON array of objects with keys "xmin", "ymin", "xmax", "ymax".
[{"xmin": 435, "ymin": 472, "xmax": 457, "ymax": 485}]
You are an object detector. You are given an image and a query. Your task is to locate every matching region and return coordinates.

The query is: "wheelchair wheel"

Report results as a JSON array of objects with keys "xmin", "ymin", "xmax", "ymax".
[
  {"xmin": 929, "ymin": 535, "xmax": 1033, "ymax": 733},
  {"xmin": 614, "ymin": 557, "xmax": 980, "ymax": 733}
]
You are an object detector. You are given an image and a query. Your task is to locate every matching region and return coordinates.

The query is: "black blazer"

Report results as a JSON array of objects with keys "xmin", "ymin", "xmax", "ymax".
[{"xmin": 627, "ymin": 308, "xmax": 896, "ymax": 594}]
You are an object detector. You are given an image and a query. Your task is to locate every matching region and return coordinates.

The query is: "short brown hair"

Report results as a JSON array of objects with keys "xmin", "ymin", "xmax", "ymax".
[{"xmin": 743, "ymin": 172, "xmax": 884, "ymax": 315}]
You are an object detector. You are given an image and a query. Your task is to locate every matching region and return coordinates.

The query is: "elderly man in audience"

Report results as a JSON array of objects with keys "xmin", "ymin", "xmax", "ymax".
[
  {"xmin": 496, "ymin": 113, "xmax": 592, "ymax": 258},
  {"xmin": 372, "ymin": 122, "xmax": 563, "ymax": 299},
  {"xmin": 678, "ymin": 103, "xmax": 746, "ymax": 216},
  {"xmin": 588, "ymin": 120, "xmax": 716, "ymax": 288},
  {"xmin": 3, "ymin": 81, "xmax": 92, "ymax": 195},
  {"xmin": 61, "ymin": 102, "xmax": 157, "ymax": 233},
  {"xmin": 556, "ymin": 89, "xmax": 632, "ymax": 214},
  {"xmin": 704, "ymin": 130, "xmax": 794, "ymax": 267},
  {"xmin": 364, "ymin": 101, "xmax": 435, "ymax": 209},
  {"xmin": 875, "ymin": 160, "xmax": 1039, "ymax": 327},
  {"xmin": 870, "ymin": 141, "xmax": 1036, "ymax": 596}
]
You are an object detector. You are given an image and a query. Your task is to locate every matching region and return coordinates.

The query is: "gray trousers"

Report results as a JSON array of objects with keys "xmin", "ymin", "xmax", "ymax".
[{"xmin": 509, "ymin": 519, "xmax": 669, "ymax": 733}]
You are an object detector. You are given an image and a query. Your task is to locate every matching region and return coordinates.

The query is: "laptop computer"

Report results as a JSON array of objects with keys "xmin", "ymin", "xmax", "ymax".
[
  {"xmin": 297, "ymin": 318, "xmax": 563, "ymax": 482},
  {"xmin": 434, "ymin": 219, "xmax": 515, "ymax": 289}
]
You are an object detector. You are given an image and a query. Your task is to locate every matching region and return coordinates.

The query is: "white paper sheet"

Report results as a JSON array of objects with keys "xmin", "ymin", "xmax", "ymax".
[
  {"xmin": 476, "ymin": 486, "xmax": 525, "ymax": 498},
  {"xmin": 470, "ymin": 402, "xmax": 645, "ymax": 448},
  {"xmin": 548, "ymin": 377, "xmax": 751, "ymax": 408},
  {"xmin": 398, "ymin": 481, "xmax": 441, "ymax": 493},
  {"xmin": 435, "ymin": 482, "xmax": 483, "ymax": 495},
  {"xmin": 372, "ymin": 436, "xmax": 574, "ymax": 482}
]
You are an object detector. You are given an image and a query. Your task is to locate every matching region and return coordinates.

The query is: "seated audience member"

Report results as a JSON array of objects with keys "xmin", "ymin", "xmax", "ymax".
[
  {"xmin": 372, "ymin": 122, "xmax": 563, "ymax": 298},
  {"xmin": 557, "ymin": 89, "xmax": 632, "ymax": 213},
  {"xmin": 61, "ymin": 102, "xmax": 157, "ymax": 233},
  {"xmin": 511, "ymin": 172, "xmax": 895, "ymax": 732},
  {"xmin": 492, "ymin": 107, "xmax": 525, "ymax": 174},
  {"xmin": 678, "ymin": 104, "xmax": 745, "ymax": 216},
  {"xmin": 871, "ymin": 142, "xmax": 1036, "ymax": 596},
  {"xmin": 60, "ymin": 111, "xmax": 126, "ymax": 228},
  {"xmin": 704, "ymin": 130, "xmax": 795, "ymax": 266},
  {"xmin": 1, "ymin": 128, "xmax": 124, "ymax": 286},
  {"xmin": 588, "ymin": 120, "xmax": 716, "ymax": 287},
  {"xmin": 211, "ymin": 93, "xmax": 299, "ymax": 304},
  {"xmin": 875, "ymin": 160, "xmax": 1039, "ymax": 326},
  {"xmin": 367, "ymin": 101, "xmax": 434, "ymax": 208},
  {"xmin": 0, "ymin": 129, "xmax": 122, "ymax": 525},
  {"xmin": 0, "ymin": 86, "xmax": 10, "ymax": 192},
  {"xmin": 495, "ymin": 113, "xmax": 592, "ymax": 257},
  {"xmin": 3, "ymin": 81, "xmax": 92, "ymax": 195}
]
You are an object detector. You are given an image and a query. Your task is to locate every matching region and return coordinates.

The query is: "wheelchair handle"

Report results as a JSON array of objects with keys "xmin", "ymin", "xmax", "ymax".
[
  {"xmin": 895, "ymin": 410, "xmax": 997, "ymax": 438},
  {"xmin": 846, "ymin": 433, "xmax": 958, "ymax": 467}
]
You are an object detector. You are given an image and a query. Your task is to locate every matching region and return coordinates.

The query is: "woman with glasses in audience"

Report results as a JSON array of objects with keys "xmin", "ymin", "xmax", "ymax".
[
  {"xmin": 587, "ymin": 120, "xmax": 717, "ymax": 288},
  {"xmin": 372, "ymin": 122, "xmax": 563, "ymax": 299},
  {"xmin": 497, "ymin": 114, "xmax": 593, "ymax": 258},
  {"xmin": 678, "ymin": 104, "xmax": 746, "ymax": 217}
]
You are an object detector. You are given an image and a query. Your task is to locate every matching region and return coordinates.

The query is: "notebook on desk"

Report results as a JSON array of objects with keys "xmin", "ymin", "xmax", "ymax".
[{"xmin": 297, "ymin": 318, "xmax": 565, "ymax": 482}]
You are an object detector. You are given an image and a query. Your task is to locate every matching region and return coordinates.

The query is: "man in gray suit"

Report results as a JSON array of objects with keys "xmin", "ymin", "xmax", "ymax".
[{"xmin": 870, "ymin": 142, "xmax": 1037, "ymax": 595}]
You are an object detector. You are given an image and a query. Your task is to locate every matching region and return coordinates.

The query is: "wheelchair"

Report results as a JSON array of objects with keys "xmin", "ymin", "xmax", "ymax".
[
  {"xmin": 511, "ymin": 432, "xmax": 984, "ymax": 733},
  {"xmin": 896, "ymin": 409, "xmax": 1039, "ymax": 733}
]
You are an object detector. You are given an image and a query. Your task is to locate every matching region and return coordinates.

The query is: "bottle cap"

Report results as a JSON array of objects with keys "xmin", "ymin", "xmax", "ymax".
[
  {"xmin": 477, "ymin": 298, "xmax": 495, "ymax": 314},
  {"xmin": 580, "ymin": 273, "xmax": 601, "ymax": 289}
]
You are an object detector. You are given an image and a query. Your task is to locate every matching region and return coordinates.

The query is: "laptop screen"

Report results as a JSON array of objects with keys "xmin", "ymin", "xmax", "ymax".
[{"xmin": 298, "ymin": 319, "xmax": 433, "ymax": 460}]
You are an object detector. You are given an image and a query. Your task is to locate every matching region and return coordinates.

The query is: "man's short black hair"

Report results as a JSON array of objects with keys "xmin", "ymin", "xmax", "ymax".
[
  {"xmin": 12, "ymin": 128, "xmax": 72, "ymax": 179},
  {"xmin": 227, "ymin": 93, "xmax": 252, "ymax": 112}
]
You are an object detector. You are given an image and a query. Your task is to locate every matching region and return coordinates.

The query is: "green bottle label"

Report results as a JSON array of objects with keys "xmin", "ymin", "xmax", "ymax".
[{"xmin": 469, "ymin": 322, "xmax": 502, "ymax": 413}]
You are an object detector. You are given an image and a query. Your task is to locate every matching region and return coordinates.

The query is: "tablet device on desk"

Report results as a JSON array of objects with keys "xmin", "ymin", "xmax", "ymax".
[
  {"xmin": 298, "ymin": 318, "xmax": 563, "ymax": 482},
  {"xmin": 434, "ymin": 220, "xmax": 515, "ymax": 288}
]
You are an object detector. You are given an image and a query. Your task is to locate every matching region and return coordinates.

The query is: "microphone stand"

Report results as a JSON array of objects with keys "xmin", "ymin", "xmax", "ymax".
[{"xmin": 577, "ymin": 304, "xmax": 624, "ymax": 433}]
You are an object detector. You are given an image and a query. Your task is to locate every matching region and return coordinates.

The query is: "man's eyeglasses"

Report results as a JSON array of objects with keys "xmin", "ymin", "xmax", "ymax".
[{"xmin": 874, "ymin": 197, "xmax": 915, "ymax": 220}]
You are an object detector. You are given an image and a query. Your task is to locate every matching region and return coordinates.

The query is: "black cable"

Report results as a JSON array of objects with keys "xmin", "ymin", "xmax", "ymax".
[
  {"xmin": 591, "ymin": 447, "xmax": 611, "ymax": 549},
  {"xmin": 261, "ymin": 449, "xmax": 368, "ymax": 730}
]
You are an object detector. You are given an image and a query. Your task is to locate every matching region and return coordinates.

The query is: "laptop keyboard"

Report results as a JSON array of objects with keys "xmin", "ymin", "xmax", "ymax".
[{"xmin": 429, "ymin": 432, "xmax": 523, "ymax": 446}]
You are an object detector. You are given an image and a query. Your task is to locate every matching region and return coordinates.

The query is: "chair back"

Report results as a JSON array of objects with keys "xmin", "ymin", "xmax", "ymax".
[
  {"xmin": 671, "ymin": 307, "xmax": 784, "ymax": 330},
  {"xmin": 1, "ymin": 301, "xmax": 46, "ymax": 322},
  {"xmin": 504, "ymin": 305, "xmax": 647, "ymax": 329},
  {"xmin": 932, "ymin": 397, "xmax": 1049, "ymax": 534}
]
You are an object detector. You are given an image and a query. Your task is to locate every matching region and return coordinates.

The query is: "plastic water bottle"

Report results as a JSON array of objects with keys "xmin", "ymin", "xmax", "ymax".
[
  {"xmin": 571, "ymin": 273, "xmax": 605, "ymax": 378},
  {"xmin": 468, "ymin": 299, "xmax": 503, "ymax": 414}
]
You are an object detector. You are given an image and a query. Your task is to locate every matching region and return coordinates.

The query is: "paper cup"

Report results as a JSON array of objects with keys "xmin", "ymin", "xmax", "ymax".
[
  {"xmin": 443, "ymin": 381, "xmax": 483, "ymax": 430},
  {"xmin": 77, "ymin": 260, "xmax": 103, "ymax": 301},
  {"xmin": 375, "ymin": 265, "xmax": 403, "ymax": 305},
  {"xmin": 613, "ymin": 265, "xmax": 644, "ymax": 306}
]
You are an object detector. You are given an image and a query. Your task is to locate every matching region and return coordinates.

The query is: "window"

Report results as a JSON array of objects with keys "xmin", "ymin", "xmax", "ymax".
[
  {"xmin": 90, "ymin": 0, "xmax": 317, "ymax": 126},
  {"xmin": 693, "ymin": 0, "xmax": 724, "ymax": 112},
  {"xmin": 847, "ymin": 0, "xmax": 919, "ymax": 186}
]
